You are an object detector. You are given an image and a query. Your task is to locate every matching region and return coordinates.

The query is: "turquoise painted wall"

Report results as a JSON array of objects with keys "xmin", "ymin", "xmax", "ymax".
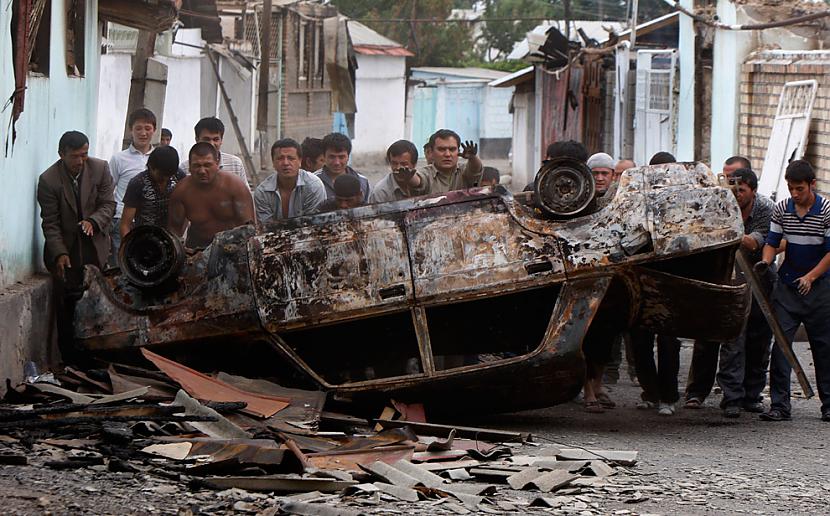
[{"xmin": 0, "ymin": 1, "xmax": 100, "ymax": 289}]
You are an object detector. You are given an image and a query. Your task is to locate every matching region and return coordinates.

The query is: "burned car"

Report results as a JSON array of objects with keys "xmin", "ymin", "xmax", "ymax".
[{"xmin": 75, "ymin": 162, "xmax": 748, "ymax": 413}]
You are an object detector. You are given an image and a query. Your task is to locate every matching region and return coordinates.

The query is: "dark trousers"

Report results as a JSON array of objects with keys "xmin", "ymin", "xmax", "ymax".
[
  {"xmin": 769, "ymin": 279, "xmax": 830, "ymax": 415},
  {"xmin": 605, "ymin": 332, "xmax": 636, "ymax": 381},
  {"xmin": 685, "ymin": 340, "xmax": 720, "ymax": 401},
  {"xmin": 53, "ymin": 239, "xmax": 97, "ymax": 365},
  {"xmin": 717, "ymin": 296, "xmax": 773, "ymax": 407},
  {"xmin": 631, "ymin": 331, "xmax": 680, "ymax": 403}
]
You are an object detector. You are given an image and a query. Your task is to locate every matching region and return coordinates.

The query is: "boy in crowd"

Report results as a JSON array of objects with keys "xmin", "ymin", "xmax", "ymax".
[
  {"xmin": 301, "ymin": 137, "xmax": 326, "ymax": 173},
  {"xmin": 316, "ymin": 133, "xmax": 371, "ymax": 202},
  {"xmin": 319, "ymin": 175, "xmax": 366, "ymax": 212},
  {"xmin": 160, "ymin": 128, "xmax": 172, "ymax": 146},
  {"xmin": 119, "ymin": 146, "xmax": 185, "ymax": 238},
  {"xmin": 480, "ymin": 167, "xmax": 500, "ymax": 187},
  {"xmin": 756, "ymin": 160, "xmax": 830, "ymax": 422},
  {"xmin": 181, "ymin": 117, "xmax": 249, "ymax": 187},
  {"xmin": 109, "ymin": 108, "xmax": 156, "ymax": 262}
]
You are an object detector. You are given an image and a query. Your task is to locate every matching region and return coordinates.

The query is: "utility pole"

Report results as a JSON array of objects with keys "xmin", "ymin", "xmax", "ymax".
[
  {"xmin": 257, "ymin": 0, "xmax": 273, "ymax": 178},
  {"xmin": 563, "ymin": 0, "xmax": 571, "ymax": 40},
  {"xmin": 630, "ymin": 0, "xmax": 639, "ymax": 48},
  {"xmin": 122, "ymin": 31, "xmax": 157, "ymax": 150},
  {"xmin": 257, "ymin": 0, "xmax": 272, "ymax": 133}
]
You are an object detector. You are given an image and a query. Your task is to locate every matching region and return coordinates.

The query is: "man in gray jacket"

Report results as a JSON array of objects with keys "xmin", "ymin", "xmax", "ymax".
[{"xmin": 254, "ymin": 138, "xmax": 326, "ymax": 223}]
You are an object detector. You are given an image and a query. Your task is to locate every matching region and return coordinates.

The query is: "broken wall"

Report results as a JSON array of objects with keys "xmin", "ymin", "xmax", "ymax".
[{"xmin": 738, "ymin": 51, "xmax": 830, "ymax": 195}]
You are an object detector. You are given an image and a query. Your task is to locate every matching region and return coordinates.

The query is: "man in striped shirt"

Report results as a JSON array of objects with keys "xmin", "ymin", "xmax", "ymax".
[{"xmin": 755, "ymin": 160, "xmax": 830, "ymax": 422}]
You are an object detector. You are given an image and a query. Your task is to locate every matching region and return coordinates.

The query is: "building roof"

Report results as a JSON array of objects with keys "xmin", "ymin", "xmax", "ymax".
[
  {"xmin": 347, "ymin": 20, "xmax": 414, "ymax": 57},
  {"xmin": 601, "ymin": 11, "xmax": 680, "ymax": 45},
  {"xmin": 489, "ymin": 66, "xmax": 534, "ymax": 88},
  {"xmin": 411, "ymin": 67, "xmax": 509, "ymax": 81},
  {"xmin": 179, "ymin": 0, "xmax": 222, "ymax": 43},
  {"xmin": 509, "ymin": 20, "xmax": 625, "ymax": 60},
  {"xmin": 99, "ymin": 0, "xmax": 180, "ymax": 33}
]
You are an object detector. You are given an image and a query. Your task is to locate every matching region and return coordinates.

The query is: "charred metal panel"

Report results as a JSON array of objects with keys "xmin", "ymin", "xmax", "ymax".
[
  {"xmin": 250, "ymin": 214, "xmax": 413, "ymax": 330},
  {"xmin": 75, "ymin": 227, "xmax": 261, "ymax": 350},
  {"xmin": 544, "ymin": 163, "xmax": 741, "ymax": 273},
  {"xmin": 333, "ymin": 277, "xmax": 612, "ymax": 414},
  {"xmin": 633, "ymin": 266, "xmax": 749, "ymax": 341},
  {"xmin": 643, "ymin": 162, "xmax": 743, "ymax": 256},
  {"xmin": 405, "ymin": 196, "xmax": 566, "ymax": 303}
]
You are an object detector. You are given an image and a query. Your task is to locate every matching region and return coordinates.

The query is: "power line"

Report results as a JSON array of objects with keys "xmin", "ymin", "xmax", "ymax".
[{"xmin": 355, "ymin": 15, "xmax": 626, "ymax": 23}]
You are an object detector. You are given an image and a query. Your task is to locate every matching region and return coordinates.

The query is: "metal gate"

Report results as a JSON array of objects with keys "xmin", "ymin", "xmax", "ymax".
[
  {"xmin": 633, "ymin": 50, "xmax": 677, "ymax": 167},
  {"xmin": 757, "ymin": 80, "xmax": 818, "ymax": 202}
]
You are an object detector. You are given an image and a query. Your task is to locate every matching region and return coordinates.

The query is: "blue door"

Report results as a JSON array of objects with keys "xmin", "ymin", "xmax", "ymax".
[
  {"xmin": 412, "ymin": 86, "xmax": 437, "ymax": 149},
  {"xmin": 444, "ymin": 86, "xmax": 481, "ymax": 143}
]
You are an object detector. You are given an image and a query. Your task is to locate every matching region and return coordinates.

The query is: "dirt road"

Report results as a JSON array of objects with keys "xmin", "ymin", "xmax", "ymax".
[{"xmin": 1, "ymin": 340, "xmax": 827, "ymax": 515}]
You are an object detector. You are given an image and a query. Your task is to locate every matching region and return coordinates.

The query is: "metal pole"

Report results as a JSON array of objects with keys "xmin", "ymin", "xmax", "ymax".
[
  {"xmin": 630, "ymin": 0, "xmax": 639, "ymax": 48},
  {"xmin": 734, "ymin": 250, "xmax": 814, "ymax": 398},
  {"xmin": 257, "ymin": 0, "xmax": 272, "ymax": 132}
]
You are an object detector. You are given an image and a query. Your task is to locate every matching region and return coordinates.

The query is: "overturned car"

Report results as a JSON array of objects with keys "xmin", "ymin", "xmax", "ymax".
[{"xmin": 75, "ymin": 162, "xmax": 748, "ymax": 413}]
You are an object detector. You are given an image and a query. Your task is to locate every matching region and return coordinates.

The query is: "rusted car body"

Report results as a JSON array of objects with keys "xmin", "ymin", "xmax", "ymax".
[{"xmin": 75, "ymin": 163, "xmax": 749, "ymax": 413}]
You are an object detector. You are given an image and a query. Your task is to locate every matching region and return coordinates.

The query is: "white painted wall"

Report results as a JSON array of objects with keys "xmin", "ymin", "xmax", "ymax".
[
  {"xmin": 352, "ymin": 54, "xmax": 407, "ymax": 157},
  {"xmin": 96, "ymin": 53, "xmax": 132, "ymax": 161},
  {"xmin": 676, "ymin": 0, "xmax": 695, "ymax": 161},
  {"xmin": 156, "ymin": 55, "xmax": 203, "ymax": 160},
  {"xmin": 96, "ymin": 29, "xmax": 207, "ymax": 164},
  {"xmin": 511, "ymin": 91, "xmax": 537, "ymax": 191},
  {"xmin": 0, "ymin": 1, "xmax": 101, "ymax": 288},
  {"xmin": 480, "ymin": 86, "xmax": 514, "ymax": 140}
]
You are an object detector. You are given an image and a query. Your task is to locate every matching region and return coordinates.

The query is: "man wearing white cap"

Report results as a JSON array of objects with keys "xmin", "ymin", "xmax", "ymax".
[{"xmin": 587, "ymin": 152, "xmax": 615, "ymax": 196}]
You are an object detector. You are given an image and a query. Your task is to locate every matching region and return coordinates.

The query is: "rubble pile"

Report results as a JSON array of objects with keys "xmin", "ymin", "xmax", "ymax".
[{"xmin": 0, "ymin": 351, "xmax": 644, "ymax": 514}]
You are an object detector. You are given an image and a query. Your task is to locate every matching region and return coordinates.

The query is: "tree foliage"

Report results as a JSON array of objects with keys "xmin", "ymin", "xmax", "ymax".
[
  {"xmin": 333, "ymin": 0, "xmax": 473, "ymax": 67},
  {"xmin": 332, "ymin": 0, "xmax": 673, "ymax": 67}
]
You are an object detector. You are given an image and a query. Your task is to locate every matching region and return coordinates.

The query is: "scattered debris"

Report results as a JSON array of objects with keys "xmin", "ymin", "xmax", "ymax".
[{"xmin": 0, "ymin": 357, "xmax": 644, "ymax": 514}]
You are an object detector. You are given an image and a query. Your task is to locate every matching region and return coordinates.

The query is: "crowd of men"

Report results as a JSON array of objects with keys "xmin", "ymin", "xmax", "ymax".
[
  {"xmin": 37, "ymin": 107, "xmax": 830, "ymax": 423},
  {"xmin": 567, "ymin": 142, "xmax": 830, "ymax": 424}
]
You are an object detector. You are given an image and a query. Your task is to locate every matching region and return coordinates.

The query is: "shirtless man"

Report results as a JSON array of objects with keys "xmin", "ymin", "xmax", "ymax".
[{"xmin": 168, "ymin": 142, "xmax": 255, "ymax": 249}]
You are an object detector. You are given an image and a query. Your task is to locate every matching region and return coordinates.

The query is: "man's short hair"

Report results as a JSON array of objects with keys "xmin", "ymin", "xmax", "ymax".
[
  {"xmin": 428, "ymin": 129, "xmax": 461, "ymax": 149},
  {"xmin": 725, "ymin": 155, "xmax": 751, "ymax": 170},
  {"xmin": 58, "ymin": 131, "xmax": 89, "ymax": 154},
  {"xmin": 386, "ymin": 140, "xmax": 419, "ymax": 164},
  {"xmin": 732, "ymin": 168, "xmax": 758, "ymax": 190},
  {"xmin": 785, "ymin": 159, "xmax": 815, "ymax": 184},
  {"xmin": 189, "ymin": 141, "xmax": 220, "ymax": 162},
  {"xmin": 322, "ymin": 132, "xmax": 352, "ymax": 155},
  {"xmin": 128, "ymin": 108, "xmax": 157, "ymax": 129},
  {"xmin": 545, "ymin": 140, "xmax": 589, "ymax": 163},
  {"xmin": 334, "ymin": 174, "xmax": 362, "ymax": 198},
  {"xmin": 194, "ymin": 117, "xmax": 225, "ymax": 138},
  {"xmin": 147, "ymin": 146, "xmax": 180, "ymax": 176},
  {"xmin": 301, "ymin": 137, "xmax": 324, "ymax": 160},
  {"xmin": 482, "ymin": 166, "xmax": 500, "ymax": 183},
  {"xmin": 161, "ymin": 128, "xmax": 172, "ymax": 138},
  {"xmin": 271, "ymin": 138, "xmax": 303, "ymax": 159},
  {"xmin": 649, "ymin": 151, "xmax": 676, "ymax": 165}
]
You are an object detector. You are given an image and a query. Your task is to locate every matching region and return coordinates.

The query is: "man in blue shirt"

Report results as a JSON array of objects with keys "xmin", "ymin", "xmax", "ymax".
[{"xmin": 755, "ymin": 160, "xmax": 830, "ymax": 422}]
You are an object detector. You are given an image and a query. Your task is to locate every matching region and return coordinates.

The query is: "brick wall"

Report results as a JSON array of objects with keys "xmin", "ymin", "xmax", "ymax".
[{"xmin": 739, "ymin": 51, "xmax": 830, "ymax": 194}]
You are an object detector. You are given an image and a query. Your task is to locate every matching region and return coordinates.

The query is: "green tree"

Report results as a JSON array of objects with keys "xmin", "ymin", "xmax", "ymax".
[
  {"xmin": 479, "ymin": 0, "xmax": 559, "ymax": 60},
  {"xmin": 333, "ymin": 0, "xmax": 473, "ymax": 66}
]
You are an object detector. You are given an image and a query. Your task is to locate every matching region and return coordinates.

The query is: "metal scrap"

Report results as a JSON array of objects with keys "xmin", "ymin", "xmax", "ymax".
[{"xmin": 142, "ymin": 349, "xmax": 289, "ymax": 418}]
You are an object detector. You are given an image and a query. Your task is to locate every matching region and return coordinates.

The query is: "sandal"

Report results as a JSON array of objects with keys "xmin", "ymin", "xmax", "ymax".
[
  {"xmin": 596, "ymin": 392, "xmax": 616, "ymax": 409},
  {"xmin": 684, "ymin": 397, "xmax": 703, "ymax": 409},
  {"xmin": 584, "ymin": 400, "xmax": 605, "ymax": 413}
]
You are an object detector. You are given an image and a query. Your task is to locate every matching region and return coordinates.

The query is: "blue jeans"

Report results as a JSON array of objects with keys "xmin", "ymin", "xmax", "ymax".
[
  {"xmin": 769, "ymin": 278, "xmax": 830, "ymax": 415},
  {"xmin": 109, "ymin": 218, "xmax": 121, "ymax": 267}
]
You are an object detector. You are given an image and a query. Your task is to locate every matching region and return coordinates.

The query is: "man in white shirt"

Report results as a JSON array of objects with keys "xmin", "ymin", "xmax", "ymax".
[
  {"xmin": 109, "ymin": 108, "xmax": 156, "ymax": 264},
  {"xmin": 180, "ymin": 117, "xmax": 249, "ymax": 188}
]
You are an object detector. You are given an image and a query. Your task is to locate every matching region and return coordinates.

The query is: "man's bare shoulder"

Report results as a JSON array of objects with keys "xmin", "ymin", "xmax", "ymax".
[
  {"xmin": 220, "ymin": 171, "xmax": 251, "ymax": 196},
  {"xmin": 170, "ymin": 175, "xmax": 194, "ymax": 198}
]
